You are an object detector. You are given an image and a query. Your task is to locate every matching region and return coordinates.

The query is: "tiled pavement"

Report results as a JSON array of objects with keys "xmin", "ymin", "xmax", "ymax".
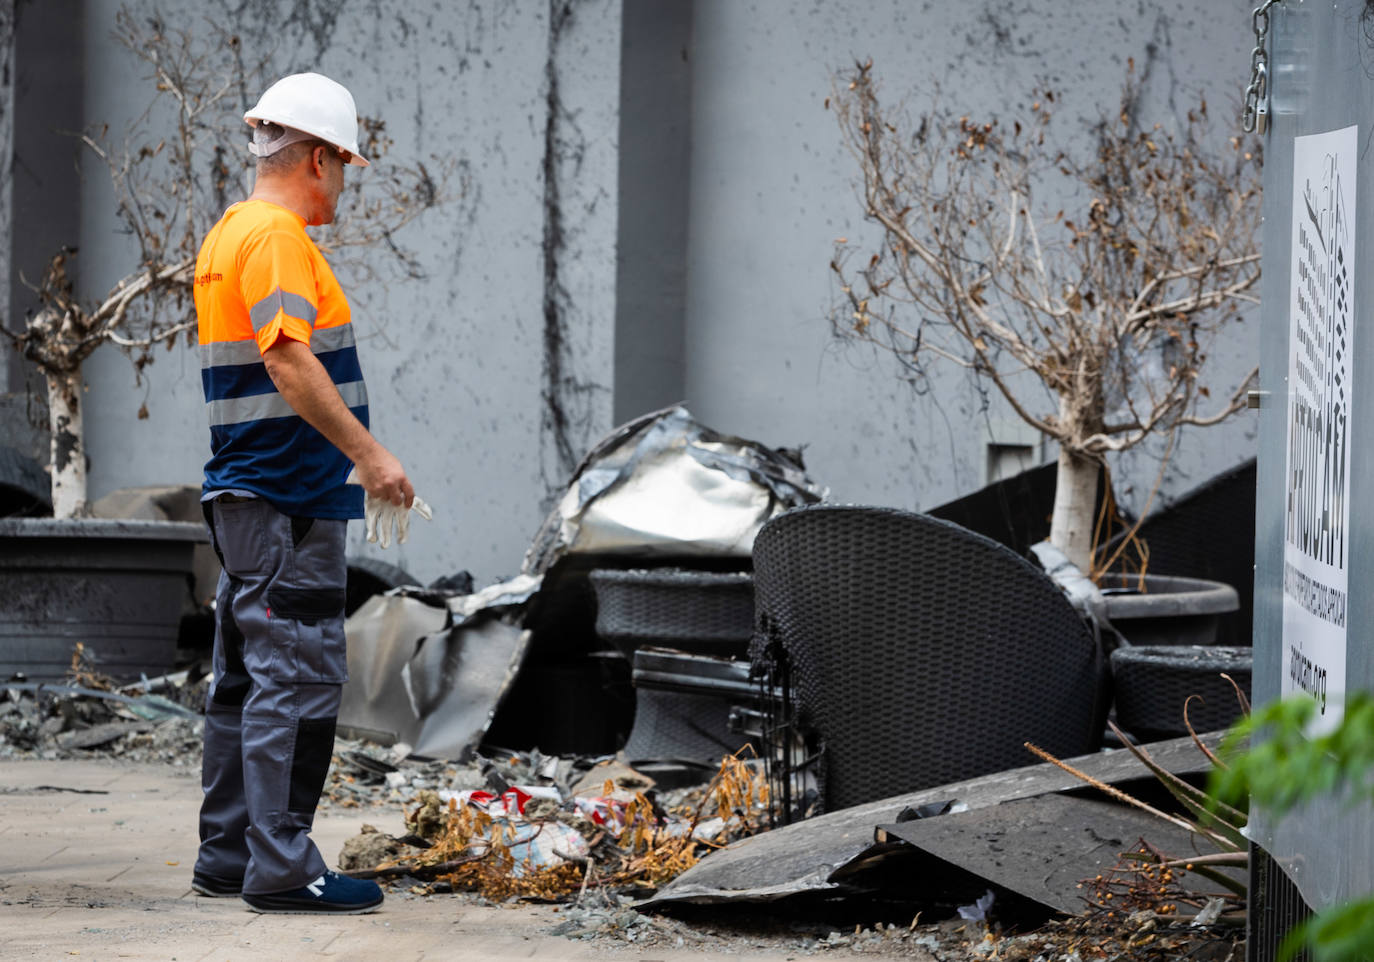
[{"xmin": 0, "ymin": 759, "xmax": 814, "ymax": 962}]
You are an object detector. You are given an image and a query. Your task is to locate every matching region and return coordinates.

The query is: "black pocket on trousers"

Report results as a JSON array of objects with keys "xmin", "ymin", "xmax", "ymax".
[
  {"xmin": 290, "ymin": 516, "xmax": 315, "ymax": 548},
  {"xmin": 267, "ymin": 587, "xmax": 346, "ymax": 626}
]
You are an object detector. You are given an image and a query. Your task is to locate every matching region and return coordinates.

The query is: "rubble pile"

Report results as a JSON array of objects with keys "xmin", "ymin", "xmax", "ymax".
[
  {"xmin": 519, "ymin": 903, "xmax": 1241, "ymax": 960},
  {"xmin": 544, "ymin": 903, "xmax": 979, "ymax": 954},
  {"xmin": 0, "ymin": 656, "xmax": 206, "ymax": 765},
  {"xmin": 332, "ymin": 750, "xmax": 773, "ymax": 902},
  {"xmin": 988, "ymin": 910, "xmax": 1244, "ymax": 961}
]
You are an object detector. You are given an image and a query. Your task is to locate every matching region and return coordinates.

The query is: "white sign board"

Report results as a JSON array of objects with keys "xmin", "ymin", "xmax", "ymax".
[{"xmin": 1282, "ymin": 125, "xmax": 1358, "ymax": 728}]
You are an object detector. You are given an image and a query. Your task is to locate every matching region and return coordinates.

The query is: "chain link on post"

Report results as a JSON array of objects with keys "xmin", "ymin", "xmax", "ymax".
[{"xmin": 1243, "ymin": 0, "xmax": 1282, "ymax": 133}]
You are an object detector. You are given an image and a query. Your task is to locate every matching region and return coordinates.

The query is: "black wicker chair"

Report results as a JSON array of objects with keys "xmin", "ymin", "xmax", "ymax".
[{"xmin": 750, "ymin": 504, "xmax": 1108, "ymax": 817}]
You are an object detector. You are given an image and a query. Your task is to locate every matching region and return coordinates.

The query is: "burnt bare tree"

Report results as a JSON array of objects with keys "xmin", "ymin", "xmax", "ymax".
[
  {"xmin": 830, "ymin": 60, "xmax": 1262, "ymax": 573},
  {"xmin": 2, "ymin": 8, "xmax": 448, "ymax": 518}
]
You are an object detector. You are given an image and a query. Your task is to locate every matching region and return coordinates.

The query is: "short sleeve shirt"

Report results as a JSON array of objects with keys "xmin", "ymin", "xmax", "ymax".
[{"xmin": 195, "ymin": 200, "xmax": 367, "ymax": 519}]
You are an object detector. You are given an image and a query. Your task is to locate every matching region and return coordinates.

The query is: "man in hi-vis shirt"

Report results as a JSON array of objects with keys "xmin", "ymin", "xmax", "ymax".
[{"xmin": 192, "ymin": 72, "xmax": 409, "ymax": 914}]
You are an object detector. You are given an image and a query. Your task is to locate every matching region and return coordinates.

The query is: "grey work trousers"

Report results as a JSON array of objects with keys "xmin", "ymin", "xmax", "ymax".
[{"xmin": 194, "ymin": 496, "xmax": 349, "ymax": 895}]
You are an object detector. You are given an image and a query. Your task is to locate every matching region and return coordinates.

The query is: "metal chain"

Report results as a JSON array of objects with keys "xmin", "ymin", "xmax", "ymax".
[{"xmin": 1243, "ymin": 0, "xmax": 1283, "ymax": 133}]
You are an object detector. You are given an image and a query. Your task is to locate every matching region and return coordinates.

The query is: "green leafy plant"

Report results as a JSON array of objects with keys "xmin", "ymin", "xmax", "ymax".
[{"xmin": 1211, "ymin": 693, "xmax": 1374, "ymax": 961}]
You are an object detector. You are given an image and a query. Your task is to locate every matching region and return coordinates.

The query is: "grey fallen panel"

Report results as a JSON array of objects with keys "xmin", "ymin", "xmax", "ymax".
[
  {"xmin": 339, "ymin": 594, "xmax": 450, "ymax": 744},
  {"xmin": 402, "ymin": 617, "xmax": 533, "ymax": 761},
  {"xmin": 340, "ymin": 579, "xmax": 542, "ymax": 756},
  {"xmin": 642, "ymin": 732, "xmax": 1221, "ymax": 908},
  {"xmin": 858, "ymin": 794, "xmax": 1209, "ymax": 916}
]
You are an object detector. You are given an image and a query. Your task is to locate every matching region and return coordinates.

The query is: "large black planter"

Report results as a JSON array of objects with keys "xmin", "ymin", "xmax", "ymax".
[
  {"xmin": 1111, "ymin": 644, "xmax": 1252, "ymax": 740},
  {"xmin": 1098, "ymin": 573, "xmax": 1240, "ymax": 647},
  {"xmin": 0, "ymin": 518, "xmax": 207, "ymax": 681}
]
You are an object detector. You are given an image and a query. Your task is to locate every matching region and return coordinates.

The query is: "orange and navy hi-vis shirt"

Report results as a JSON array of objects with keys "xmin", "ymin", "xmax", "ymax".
[{"xmin": 195, "ymin": 199, "xmax": 367, "ymax": 519}]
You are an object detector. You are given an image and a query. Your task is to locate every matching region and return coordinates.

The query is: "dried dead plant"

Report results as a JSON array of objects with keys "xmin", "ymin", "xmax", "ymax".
[
  {"xmin": 369, "ymin": 749, "xmax": 774, "ymax": 902},
  {"xmin": 65, "ymin": 642, "xmax": 120, "ymax": 692},
  {"xmin": 2, "ymin": 6, "xmax": 449, "ymax": 519},
  {"xmin": 604, "ymin": 748, "xmax": 772, "ymax": 890},
  {"xmin": 830, "ymin": 58, "xmax": 1261, "ymax": 572}
]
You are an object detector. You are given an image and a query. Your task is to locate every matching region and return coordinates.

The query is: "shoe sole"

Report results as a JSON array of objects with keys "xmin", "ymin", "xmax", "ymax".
[
  {"xmin": 191, "ymin": 880, "xmax": 243, "ymax": 898},
  {"xmin": 242, "ymin": 897, "xmax": 383, "ymax": 915}
]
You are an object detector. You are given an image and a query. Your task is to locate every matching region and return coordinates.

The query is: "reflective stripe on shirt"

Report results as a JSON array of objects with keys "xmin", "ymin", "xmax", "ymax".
[
  {"xmin": 199, "ymin": 324, "xmax": 357, "ymax": 369},
  {"xmin": 249, "ymin": 287, "xmax": 318, "ymax": 333},
  {"xmin": 206, "ymin": 379, "xmax": 369, "ymax": 427}
]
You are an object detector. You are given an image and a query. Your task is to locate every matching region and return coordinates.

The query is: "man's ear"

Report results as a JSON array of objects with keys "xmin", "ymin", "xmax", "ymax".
[{"xmin": 310, "ymin": 144, "xmax": 328, "ymax": 178}]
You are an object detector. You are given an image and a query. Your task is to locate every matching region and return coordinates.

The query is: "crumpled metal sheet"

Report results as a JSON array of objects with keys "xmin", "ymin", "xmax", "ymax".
[
  {"xmin": 339, "ymin": 590, "xmax": 532, "ymax": 760},
  {"xmin": 401, "ymin": 618, "xmax": 533, "ymax": 761},
  {"xmin": 523, "ymin": 406, "xmax": 825, "ymax": 574},
  {"xmin": 446, "ymin": 573, "xmax": 543, "ymax": 627},
  {"xmin": 339, "ymin": 594, "xmax": 450, "ymax": 745},
  {"xmin": 341, "ymin": 408, "xmax": 823, "ymax": 760}
]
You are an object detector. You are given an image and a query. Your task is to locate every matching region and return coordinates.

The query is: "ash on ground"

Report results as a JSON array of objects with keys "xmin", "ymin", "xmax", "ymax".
[
  {"xmin": 0, "ymin": 675, "xmax": 1243, "ymax": 961},
  {"xmin": 0, "ymin": 669, "xmax": 206, "ymax": 765}
]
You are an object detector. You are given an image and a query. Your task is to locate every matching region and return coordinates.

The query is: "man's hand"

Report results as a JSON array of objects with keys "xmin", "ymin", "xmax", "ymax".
[
  {"xmin": 344, "ymin": 467, "xmax": 432, "ymax": 547},
  {"xmin": 350, "ymin": 447, "xmax": 414, "ymax": 508}
]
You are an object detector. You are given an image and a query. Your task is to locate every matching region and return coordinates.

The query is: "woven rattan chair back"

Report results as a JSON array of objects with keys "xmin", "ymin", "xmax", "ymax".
[{"xmin": 751, "ymin": 504, "xmax": 1104, "ymax": 814}]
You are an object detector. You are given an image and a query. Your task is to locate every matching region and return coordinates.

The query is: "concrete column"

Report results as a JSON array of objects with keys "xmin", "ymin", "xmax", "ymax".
[
  {"xmin": 613, "ymin": 0, "xmax": 692, "ymax": 425},
  {"xmin": 0, "ymin": 0, "xmax": 15, "ymax": 398},
  {"xmin": 2, "ymin": 0, "xmax": 85, "ymax": 461}
]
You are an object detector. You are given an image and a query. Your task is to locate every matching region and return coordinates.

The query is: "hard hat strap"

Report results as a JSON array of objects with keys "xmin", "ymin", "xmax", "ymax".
[{"xmin": 248, "ymin": 123, "xmax": 318, "ymax": 159}]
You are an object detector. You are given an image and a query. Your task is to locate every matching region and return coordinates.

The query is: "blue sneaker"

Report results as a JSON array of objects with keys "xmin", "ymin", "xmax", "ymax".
[{"xmin": 242, "ymin": 871, "xmax": 383, "ymax": 914}]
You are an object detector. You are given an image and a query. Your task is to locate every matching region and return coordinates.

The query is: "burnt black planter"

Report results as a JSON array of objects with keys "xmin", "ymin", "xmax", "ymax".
[
  {"xmin": 0, "ymin": 518, "xmax": 207, "ymax": 681},
  {"xmin": 1111, "ymin": 644, "xmax": 1253, "ymax": 740},
  {"xmin": 1098, "ymin": 573, "xmax": 1240, "ymax": 647}
]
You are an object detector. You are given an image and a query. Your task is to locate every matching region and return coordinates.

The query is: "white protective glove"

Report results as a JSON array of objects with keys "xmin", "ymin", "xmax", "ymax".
[{"xmin": 345, "ymin": 469, "xmax": 434, "ymax": 548}]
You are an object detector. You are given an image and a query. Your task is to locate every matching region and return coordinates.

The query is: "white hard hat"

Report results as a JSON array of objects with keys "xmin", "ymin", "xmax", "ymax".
[{"xmin": 244, "ymin": 72, "xmax": 369, "ymax": 167}]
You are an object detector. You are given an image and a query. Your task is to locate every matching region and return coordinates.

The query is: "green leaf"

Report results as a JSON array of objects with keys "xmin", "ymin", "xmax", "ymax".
[{"xmin": 1280, "ymin": 898, "xmax": 1374, "ymax": 962}]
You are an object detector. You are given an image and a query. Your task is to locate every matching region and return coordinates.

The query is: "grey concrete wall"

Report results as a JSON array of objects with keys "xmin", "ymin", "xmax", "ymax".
[
  {"xmin": 613, "ymin": 0, "xmax": 692, "ymax": 423},
  {"xmin": 40, "ymin": 0, "xmax": 1262, "ymax": 587},
  {"xmin": 0, "ymin": 0, "xmax": 11, "ymax": 396},
  {"xmin": 681, "ymin": 0, "xmax": 1262, "ymax": 517},
  {"xmin": 73, "ymin": 0, "xmax": 620, "ymax": 586}
]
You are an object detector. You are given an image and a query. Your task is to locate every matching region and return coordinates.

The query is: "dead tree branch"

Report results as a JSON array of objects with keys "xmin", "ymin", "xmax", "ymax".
[{"xmin": 828, "ymin": 59, "xmax": 1262, "ymax": 568}]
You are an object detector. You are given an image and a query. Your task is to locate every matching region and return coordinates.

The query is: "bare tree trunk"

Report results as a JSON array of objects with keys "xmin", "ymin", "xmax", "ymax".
[
  {"xmin": 47, "ymin": 369, "xmax": 87, "ymax": 519},
  {"xmin": 1049, "ymin": 446, "xmax": 1098, "ymax": 573}
]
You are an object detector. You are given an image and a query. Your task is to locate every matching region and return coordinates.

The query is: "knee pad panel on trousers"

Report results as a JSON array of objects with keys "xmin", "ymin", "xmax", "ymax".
[{"xmin": 288, "ymin": 715, "xmax": 338, "ymax": 814}]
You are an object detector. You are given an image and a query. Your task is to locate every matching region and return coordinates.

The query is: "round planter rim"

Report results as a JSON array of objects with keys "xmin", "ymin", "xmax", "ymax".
[
  {"xmin": 1097, "ymin": 572, "xmax": 1239, "ymax": 618},
  {"xmin": 1110, "ymin": 644, "xmax": 1254, "ymax": 665},
  {"xmin": 0, "ymin": 517, "xmax": 208, "ymax": 542}
]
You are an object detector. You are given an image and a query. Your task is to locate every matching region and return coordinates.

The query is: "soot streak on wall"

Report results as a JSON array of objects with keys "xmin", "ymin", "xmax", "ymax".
[{"xmin": 538, "ymin": 0, "xmax": 610, "ymax": 504}]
